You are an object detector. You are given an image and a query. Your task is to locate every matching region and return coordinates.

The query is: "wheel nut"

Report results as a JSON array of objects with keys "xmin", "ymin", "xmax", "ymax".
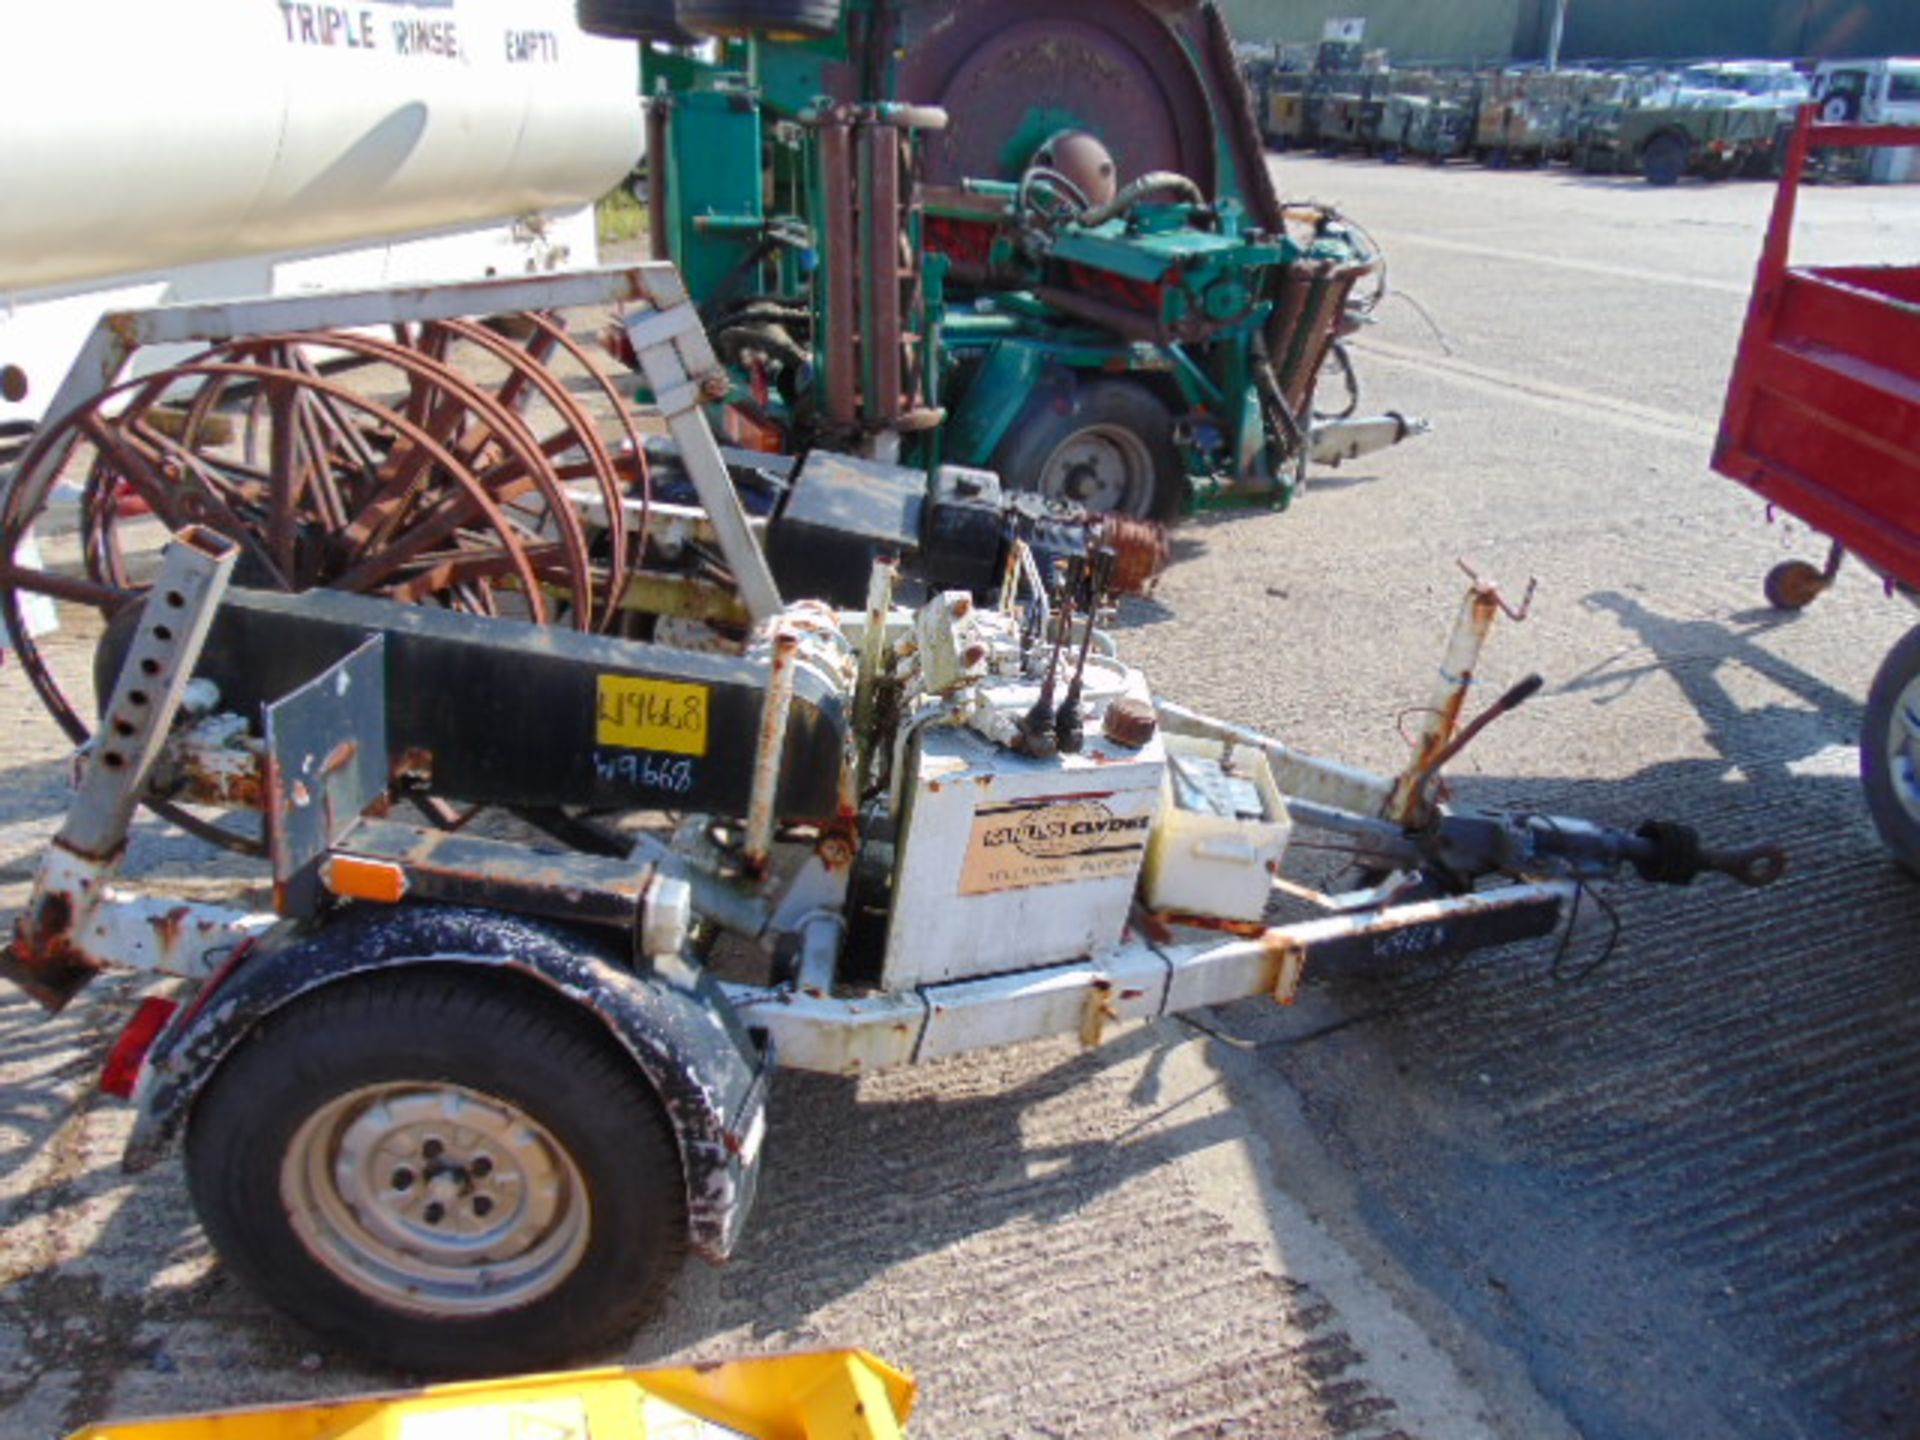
[
  {"xmin": 422, "ymin": 1138, "xmax": 444, "ymax": 1160},
  {"xmin": 423, "ymin": 1202, "xmax": 445, "ymax": 1225},
  {"xmin": 473, "ymin": 1196, "xmax": 494, "ymax": 1218},
  {"xmin": 470, "ymin": 1156, "xmax": 493, "ymax": 1178},
  {"xmin": 391, "ymin": 1167, "xmax": 415, "ymax": 1191}
]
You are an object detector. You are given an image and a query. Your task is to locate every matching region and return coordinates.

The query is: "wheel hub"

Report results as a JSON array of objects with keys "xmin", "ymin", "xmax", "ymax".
[
  {"xmin": 1039, "ymin": 424, "xmax": 1153, "ymax": 515},
  {"xmin": 282, "ymin": 1081, "xmax": 591, "ymax": 1316}
]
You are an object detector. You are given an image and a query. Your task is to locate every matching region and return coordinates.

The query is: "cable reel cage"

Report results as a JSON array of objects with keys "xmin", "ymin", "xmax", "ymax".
[{"xmin": 0, "ymin": 265, "xmax": 784, "ymax": 844}]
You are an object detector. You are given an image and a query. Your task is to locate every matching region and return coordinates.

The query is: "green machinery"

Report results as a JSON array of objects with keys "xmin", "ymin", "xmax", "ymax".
[{"xmin": 620, "ymin": 0, "xmax": 1417, "ymax": 521}]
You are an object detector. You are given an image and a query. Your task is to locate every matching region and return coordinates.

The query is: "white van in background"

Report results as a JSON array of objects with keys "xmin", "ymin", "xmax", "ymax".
[{"xmin": 1811, "ymin": 58, "xmax": 1920, "ymax": 180}]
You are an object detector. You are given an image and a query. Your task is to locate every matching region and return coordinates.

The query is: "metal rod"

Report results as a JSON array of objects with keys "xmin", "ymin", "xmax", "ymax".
[
  {"xmin": 744, "ymin": 631, "xmax": 801, "ymax": 875},
  {"xmin": 820, "ymin": 116, "xmax": 859, "ymax": 427},
  {"xmin": 853, "ymin": 558, "xmax": 898, "ymax": 795},
  {"xmin": 1384, "ymin": 580, "xmax": 1503, "ymax": 825},
  {"xmin": 866, "ymin": 121, "xmax": 904, "ymax": 425}
]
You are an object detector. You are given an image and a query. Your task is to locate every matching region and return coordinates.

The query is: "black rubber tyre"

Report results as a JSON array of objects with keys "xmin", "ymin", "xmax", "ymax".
[
  {"xmin": 1821, "ymin": 93, "xmax": 1861, "ymax": 124},
  {"xmin": 575, "ymin": 0, "xmax": 697, "ymax": 42},
  {"xmin": 1861, "ymin": 624, "xmax": 1920, "ymax": 876},
  {"xmin": 1641, "ymin": 133, "xmax": 1688, "ymax": 187},
  {"xmin": 1763, "ymin": 558, "xmax": 1829, "ymax": 611},
  {"xmin": 675, "ymin": 0, "xmax": 841, "ymax": 38},
  {"xmin": 186, "ymin": 971, "xmax": 688, "ymax": 1374},
  {"xmin": 990, "ymin": 379, "xmax": 1183, "ymax": 521}
]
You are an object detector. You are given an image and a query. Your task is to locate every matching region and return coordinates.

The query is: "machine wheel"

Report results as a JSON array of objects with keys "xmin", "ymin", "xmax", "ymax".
[
  {"xmin": 675, "ymin": 0, "xmax": 842, "ymax": 38},
  {"xmin": 575, "ymin": 0, "xmax": 697, "ymax": 41},
  {"xmin": 1641, "ymin": 133, "xmax": 1689, "ymax": 187},
  {"xmin": 1861, "ymin": 624, "xmax": 1920, "ymax": 876},
  {"xmin": 186, "ymin": 972, "xmax": 688, "ymax": 1373},
  {"xmin": 991, "ymin": 380, "xmax": 1182, "ymax": 521},
  {"xmin": 1763, "ymin": 558, "xmax": 1830, "ymax": 611}
]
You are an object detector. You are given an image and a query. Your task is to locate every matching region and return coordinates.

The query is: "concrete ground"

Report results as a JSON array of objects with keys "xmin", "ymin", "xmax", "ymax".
[{"xmin": 3, "ymin": 157, "xmax": 1917, "ymax": 1438}]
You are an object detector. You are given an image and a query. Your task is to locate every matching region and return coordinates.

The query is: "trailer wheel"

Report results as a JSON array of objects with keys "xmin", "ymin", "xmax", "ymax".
[
  {"xmin": 1641, "ymin": 133, "xmax": 1688, "ymax": 187},
  {"xmin": 1763, "ymin": 559, "xmax": 1829, "ymax": 611},
  {"xmin": 186, "ymin": 972, "xmax": 688, "ymax": 1373},
  {"xmin": 1862, "ymin": 624, "xmax": 1920, "ymax": 876},
  {"xmin": 992, "ymin": 380, "xmax": 1183, "ymax": 521}
]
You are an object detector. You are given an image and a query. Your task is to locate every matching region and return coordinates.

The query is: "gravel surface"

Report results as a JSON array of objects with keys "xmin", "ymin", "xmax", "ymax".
[{"xmin": 3, "ymin": 157, "xmax": 1917, "ymax": 1439}]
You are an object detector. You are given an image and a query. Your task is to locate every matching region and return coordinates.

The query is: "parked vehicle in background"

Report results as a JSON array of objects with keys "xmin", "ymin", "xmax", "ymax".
[
  {"xmin": 1811, "ymin": 57, "xmax": 1920, "ymax": 124},
  {"xmin": 1811, "ymin": 58, "xmax": 1920, "ymax": 181},
  {"xmin": 1576, "ymin": 62, "xmax": 1807, "ymax": 184}
]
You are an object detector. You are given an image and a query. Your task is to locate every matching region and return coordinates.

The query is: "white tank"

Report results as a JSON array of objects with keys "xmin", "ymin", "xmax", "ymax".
[{"xmin": 1, "ymin": 0, "xmax": 643, "ymax": 293}]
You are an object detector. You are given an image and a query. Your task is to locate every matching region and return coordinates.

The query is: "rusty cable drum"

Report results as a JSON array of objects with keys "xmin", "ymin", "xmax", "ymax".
[
  {"xmin": 0, "ymin": 314, "xmax": 650, "ymax": 853},
  {"xmin": 895, "ymin": 1, "xmax": 1220, "ymax": 194}
]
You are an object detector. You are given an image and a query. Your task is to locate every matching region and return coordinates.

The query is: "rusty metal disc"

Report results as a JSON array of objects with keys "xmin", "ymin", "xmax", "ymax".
[{"xmin": 897, "ymin": 1, "xmax": 1219, "ymax": 193}]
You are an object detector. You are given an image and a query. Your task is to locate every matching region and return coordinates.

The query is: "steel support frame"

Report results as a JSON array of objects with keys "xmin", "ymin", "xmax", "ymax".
[
  {"xmin": 727, "ymin": 881, "xmax": 1573, "ymax": 1075},
  {"xmin": 3, "ymin": 529, "xmax": 271, "ymax": 1007},
  {"xmin": 9, "ymin": 262, "xmax": 789, "ymax": 629}
]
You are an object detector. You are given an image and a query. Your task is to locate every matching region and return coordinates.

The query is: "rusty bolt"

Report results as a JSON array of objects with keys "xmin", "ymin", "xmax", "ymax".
[{"xmin": 699, "ymin": 371, "xmax": 732, "ymax": 401}]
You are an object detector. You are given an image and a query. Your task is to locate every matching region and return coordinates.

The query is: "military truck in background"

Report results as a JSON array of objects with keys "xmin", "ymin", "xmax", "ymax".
[{"xmin": 1572, "ymin": 61, "xmax": 1807, "ymax": 183}]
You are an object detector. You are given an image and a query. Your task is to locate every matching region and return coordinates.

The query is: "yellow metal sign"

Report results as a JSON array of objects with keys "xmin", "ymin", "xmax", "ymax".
[{"xmin": 596, "ymin": 675, "xmax": 711, "ymax": 756}]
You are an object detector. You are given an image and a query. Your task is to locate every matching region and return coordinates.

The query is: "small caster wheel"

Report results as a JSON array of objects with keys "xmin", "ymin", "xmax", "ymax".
[{"xmin": 1763, "ymin": 559, "xmax": 1828, "ymax": 611}]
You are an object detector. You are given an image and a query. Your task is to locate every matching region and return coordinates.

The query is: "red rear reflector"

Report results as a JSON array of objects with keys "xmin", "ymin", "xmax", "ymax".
[{"xmin": 100, "ymin": 996, "xmax": 180, "ymax": 1099}]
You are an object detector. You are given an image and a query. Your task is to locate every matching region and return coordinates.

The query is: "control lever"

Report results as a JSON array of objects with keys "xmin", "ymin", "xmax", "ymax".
[
  {"xmin": 1054, "ymin": 548, "xmax": 1114, "ymax": 754},
  {"xmin": 1408, "ymin": 672, "xmax": 1543, "ymax": 815},
  {"xmin": 1017, "ymin": 558, "xmax": 1080, "ymax": 758}
]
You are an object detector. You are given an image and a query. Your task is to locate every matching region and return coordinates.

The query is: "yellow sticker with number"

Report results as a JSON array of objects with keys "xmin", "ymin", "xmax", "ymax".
[{"xmin": 596, "ymin": 675, "xmax": 711, "ymax": 756}]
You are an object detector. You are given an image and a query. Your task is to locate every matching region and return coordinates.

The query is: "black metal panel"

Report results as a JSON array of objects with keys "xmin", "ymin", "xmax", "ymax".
[
  {"xmin": 1302, "ymin": 892, "xmax": 1565, "ymax": 980},
  {"xmin": 766, "ymin": 450, "xmax": 924, "ymax": 607},
  {"xmin": 920, "ymin": 465, "xmax": 1009, "ymax": 596},
  {"xmin": 125, "ymin": 587, "xmax": 848, "ymax": 822}
]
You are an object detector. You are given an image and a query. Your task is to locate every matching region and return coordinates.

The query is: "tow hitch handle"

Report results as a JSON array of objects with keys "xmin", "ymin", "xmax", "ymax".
[
  {"xmin": 1699, "ymin": 841, "xmax": 1789, "ymax": 889},
  {"xmin": 1409, "ymin": 672, "xmax": 1545, "ymax": 810},
  {"xmin": 1629, "ymin": 819, "xmax": 1787, "ymax": 889}
]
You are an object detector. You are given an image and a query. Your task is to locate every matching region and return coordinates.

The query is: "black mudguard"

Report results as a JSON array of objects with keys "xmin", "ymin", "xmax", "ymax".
[{"xmin": 125, "ymin": 904, "xmax": 771, "ymax": 1263}]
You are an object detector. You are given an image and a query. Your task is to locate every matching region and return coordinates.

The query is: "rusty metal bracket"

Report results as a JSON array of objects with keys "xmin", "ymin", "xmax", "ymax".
[
  {"xmin": 263, "ymin": 637, "xmax": 391, "ymax": 919},
  {"xmin": 1268, "ymin": 937, "xmax": 1308, "ymax": 1006},
  {"xmin": 4, "ymin": 528, "xmax": 247, "ymax": 1008}
]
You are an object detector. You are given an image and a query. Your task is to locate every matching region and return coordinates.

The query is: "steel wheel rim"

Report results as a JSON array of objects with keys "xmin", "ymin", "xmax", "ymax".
[
  {"xmin": 1037, "ymin": 423, "xmax": 1154, "ymax": 515},
  {"xmin": 281, "ymin": 1081, "xmax": 592, "ymax": 1316},
  {"xmin": 1886, "ymin": 670, "xmax": 1920, "ymax": 827}
]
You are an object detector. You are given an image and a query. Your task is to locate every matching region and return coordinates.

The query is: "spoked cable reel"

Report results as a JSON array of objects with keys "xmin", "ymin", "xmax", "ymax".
[{"xmin": 0, "ymin": 312, "xmax": 651, "ymax": 851}]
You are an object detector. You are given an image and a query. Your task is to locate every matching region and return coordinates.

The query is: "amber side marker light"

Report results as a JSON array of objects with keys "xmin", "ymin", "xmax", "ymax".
[{"xmin": 322, "ymin": 855, "xmax": 410, "ymax": 904}]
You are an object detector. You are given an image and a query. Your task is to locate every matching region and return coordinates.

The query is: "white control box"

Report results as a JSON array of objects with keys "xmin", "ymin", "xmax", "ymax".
[{"xmin": 881, "ymin": 673, "xmax": 1166, "ymax": 989}]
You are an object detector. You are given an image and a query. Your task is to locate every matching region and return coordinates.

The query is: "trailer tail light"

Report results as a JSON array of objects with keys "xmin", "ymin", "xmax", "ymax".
[{"xmin": 100, "ymin": 996, "xmax": 180, "ymax": 1099}]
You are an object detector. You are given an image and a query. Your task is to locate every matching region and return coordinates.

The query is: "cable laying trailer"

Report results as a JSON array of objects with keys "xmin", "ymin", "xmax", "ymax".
[
  {"xmin": 3, "ymin": 265, "xmax": 1784, "ymax": 1376},
  {"xmin": 1713, "ymin": 109, "xmax": 1920, "ymax": 872}
]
